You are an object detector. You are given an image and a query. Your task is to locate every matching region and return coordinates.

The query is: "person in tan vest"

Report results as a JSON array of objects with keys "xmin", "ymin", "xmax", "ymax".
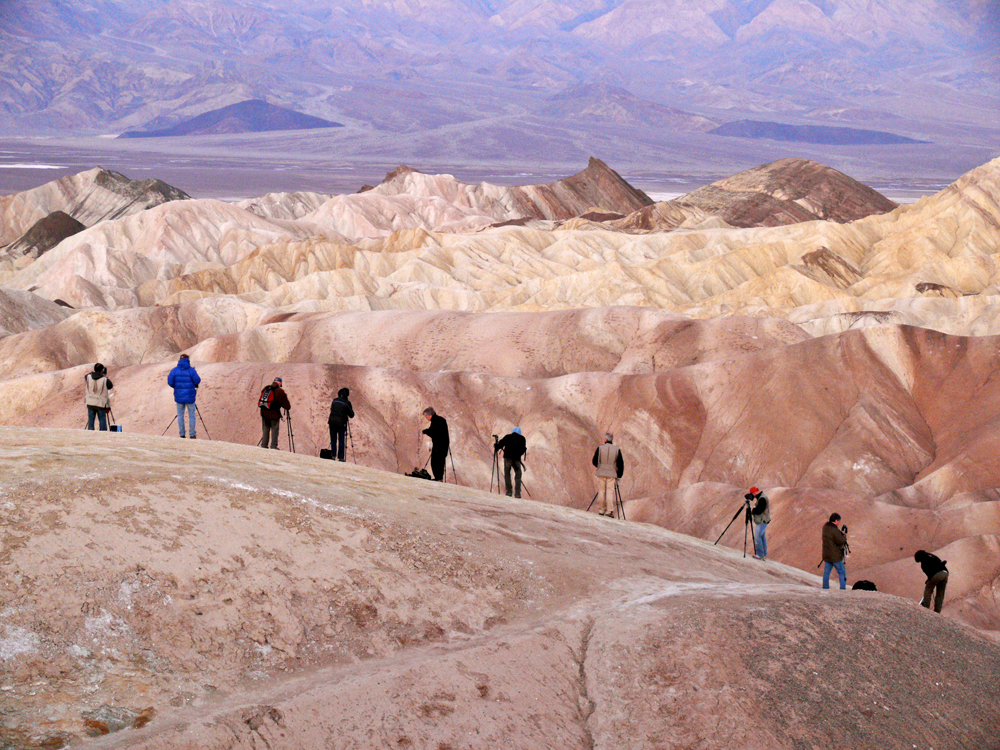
[
  {"xmin": 84, "ymin": 363, "xmax": 113, "ymax": 431},
  {"xmin": 592, "ymin": 432, "xmax": 624, "ymax": 517}
]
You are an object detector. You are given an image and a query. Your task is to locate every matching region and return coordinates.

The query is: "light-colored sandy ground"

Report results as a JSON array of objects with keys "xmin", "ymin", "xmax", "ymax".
[{"xmin": 2, "ymin": 430, "xmax": 998, "ymax": 750}]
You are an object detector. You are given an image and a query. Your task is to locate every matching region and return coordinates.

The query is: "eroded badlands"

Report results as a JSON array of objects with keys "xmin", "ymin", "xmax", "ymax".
[{"xmin": 2, "ymin": 157, "xmax": 1000, "ymax": 748}]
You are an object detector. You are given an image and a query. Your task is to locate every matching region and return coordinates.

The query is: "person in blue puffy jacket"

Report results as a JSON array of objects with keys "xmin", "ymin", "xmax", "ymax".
[{"xmin": 167, "ymin": 354, "xmax": 201, "ymax": 438}]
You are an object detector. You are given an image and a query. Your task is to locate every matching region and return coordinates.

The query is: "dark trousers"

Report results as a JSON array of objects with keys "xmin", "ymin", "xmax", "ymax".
[
  {"xmin": 504, "ymin": 457, "xmax": 522, "ymax": 497},
  {"xmin": 261, "ymin": 416, "xmax": 280, "ymax": 449},
  {"xmin": 329, "ymin": 423, "xmax": 348, "ymax": 461},
  {"xmin": 431, "ymin": 447, "xmax": 448, "ymax": 482},
  {"xmin": 86, "ymin": 406, "xmax": 107, "ymax": 431},
  {"xmin": 922, "ymin": 571, "xmax": 948, "ymax": 613}
]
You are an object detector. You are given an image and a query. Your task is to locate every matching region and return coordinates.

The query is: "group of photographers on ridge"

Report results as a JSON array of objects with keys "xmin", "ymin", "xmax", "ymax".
[{"xmin": 82, "ymin": 357, "xmax": 952, "ymax": 612}]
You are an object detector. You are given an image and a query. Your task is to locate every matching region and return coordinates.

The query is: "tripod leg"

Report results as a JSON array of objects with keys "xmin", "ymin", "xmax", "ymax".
[
  {"xmin": 195, "ymin": 404, "xmax": 212, "ymax": 440},
  {"xmin": 586, "ymin": 492, "xmax": 599, "ymax": 512},
  {"xmin": 160, "ymin": 415, "xmax": 178, "ymax": 437},
  {"xmin": 714, "ymin": 504, "xmax": 746, "ymax": 545},
  {"xmin": 615, "ymin": 482, "xmax": 625, "ymax": 521},
  {"xmin": 448, "ymin": 446, "xmax": 457, "ymax": 484},
  {"xmin": 348, "ymin": 422, "xmax": 356, "ymax": 464}
]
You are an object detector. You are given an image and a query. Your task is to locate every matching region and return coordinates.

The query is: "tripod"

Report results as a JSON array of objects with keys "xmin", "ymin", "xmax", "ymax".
[
  {"xmin": 714, "ymin": 499, "xmax": 757, "ymax": 558},
  {"xmin": 285, "ymin": 409, "xmax": 296, "ymax": 453},
  {"xmin": 160, "ymin": 404, "xmax": 211, "ymax": 439},
  {"xmin": 586, "ymin": 479, "xmax": 626, "ymax": 520},
  {"xmin": 347, "ymin": 421, "xmax": 356, "ymax": 463},
  {"xmin": 490, "ymin": 437, "xmax": 503, "ymax": 494}
]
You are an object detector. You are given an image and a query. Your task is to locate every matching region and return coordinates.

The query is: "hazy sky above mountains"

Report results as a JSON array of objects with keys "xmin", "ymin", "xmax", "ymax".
[{"xmin": 0, "ymin": 0, "xmax": 998, "ymax": 191}]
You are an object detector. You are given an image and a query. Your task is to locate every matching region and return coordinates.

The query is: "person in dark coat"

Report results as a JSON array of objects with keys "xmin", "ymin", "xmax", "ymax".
[
  {"xmin": 259, "ymin": 376, "xmax": 291, "ymax": 449},
  {"xmin": 328, "ymin": 387, "xmax": 355, "ymax": 461},
  {"xmin": 167, "ymin": 354, "xmax": 201, "ymax": 438},
  {"xmin": 84, "ymin": 363, "xmax": 113, "ymax": 431},
  {"xmin": 422, "ymin": 407, "xmax": 450, "ymax": 482},
  {"xmin": 495, "ymin": 427, "xmax": 527, "ymax": 498},
  {"xmin": 822, "ymin": 513, "xmax": 848, "ymax": 590},
  {"xmin": 914, "ymin": 549, "xmax": 949, "ymax": 613}
]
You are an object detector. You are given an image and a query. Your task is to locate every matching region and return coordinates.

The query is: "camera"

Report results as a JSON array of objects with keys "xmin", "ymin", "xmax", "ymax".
[{"xmin": 841, "ymin": 525, "xmax": 848, "ymax": 534}]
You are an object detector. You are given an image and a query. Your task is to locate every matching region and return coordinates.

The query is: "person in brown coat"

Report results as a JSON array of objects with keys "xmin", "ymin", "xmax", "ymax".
[
  {"xmin": 259, "ymin": 377, "xmax": 291, "ymax": 449},
  {"xmin": 822, "ymin": 512, "xmax": 848, "ymax": 589},
  {"xmin": 914, "ymin": 550, "xmax": 949, "ymax": 613}
]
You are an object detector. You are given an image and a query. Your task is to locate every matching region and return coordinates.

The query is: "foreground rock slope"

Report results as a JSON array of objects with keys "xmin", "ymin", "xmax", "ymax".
[{"xmin": 1, "ymin": 430, "xmax": 998, "ymax": 750}]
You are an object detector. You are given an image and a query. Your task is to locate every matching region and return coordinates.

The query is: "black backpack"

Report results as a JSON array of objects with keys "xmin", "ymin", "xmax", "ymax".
[
  {"xmin": 329, "ymin": 398, "xmax": 350, "ymax": 426},
  {"xmin": 852, "ymin": 580, "xmax": 878, "ymax": 591}
]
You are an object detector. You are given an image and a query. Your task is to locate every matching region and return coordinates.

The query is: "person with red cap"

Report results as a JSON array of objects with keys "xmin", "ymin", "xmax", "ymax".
[{"xmin": 747, "ymin": 486, "xmax": 770, "ymax": 560}]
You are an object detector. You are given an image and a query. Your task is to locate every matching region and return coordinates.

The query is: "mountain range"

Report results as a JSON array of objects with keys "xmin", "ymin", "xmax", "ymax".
[{"xmin": 1, "ymin": 0, "xmax": 996, "ymax": 172}]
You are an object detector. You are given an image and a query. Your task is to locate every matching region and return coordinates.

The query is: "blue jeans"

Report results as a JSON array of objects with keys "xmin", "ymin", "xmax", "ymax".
[
  {"xmin": 823, "ymin": 560, "xmax": 846, "ymax": 589},
  {"xmin": 86, "ymin": 406, "xmax": 107, "ymax": 431},
  {"xmin": 753, "ymin": 522, "xmax": 768, "ymax": 558},
  {"xmin": 176, "ymin": 403, "xmax": 196, "ymax": 437}
]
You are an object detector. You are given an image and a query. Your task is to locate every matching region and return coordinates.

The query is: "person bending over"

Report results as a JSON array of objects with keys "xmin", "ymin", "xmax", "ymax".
[{"xmin": 422, "ymin": 407, "xmax": 450, "ymax": 482}]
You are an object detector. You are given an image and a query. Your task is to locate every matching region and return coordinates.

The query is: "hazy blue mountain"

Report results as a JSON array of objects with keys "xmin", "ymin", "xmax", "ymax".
[{"xmin": 118, "ymin": 100, "xmax": 344, "ymax": 137}]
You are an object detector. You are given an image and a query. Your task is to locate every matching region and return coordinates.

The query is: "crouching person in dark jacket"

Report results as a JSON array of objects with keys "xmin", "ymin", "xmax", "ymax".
[
  {"xmin": 914, "ymin": 550, "xmax": 949, "ymax": 613},
  {"xmin": 328, "ymin": 388, "xmax": 355, "ymax": 461}
]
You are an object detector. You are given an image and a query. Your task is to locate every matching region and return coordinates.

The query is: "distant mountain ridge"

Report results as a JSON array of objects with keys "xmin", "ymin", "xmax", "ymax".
[
  {"xmin": 119, "ymin": 100, "xmax": 343, "ymax": 138},
  {"xmin": 0, "ymin": 0, "xmax": 993, "ymax": 163}
]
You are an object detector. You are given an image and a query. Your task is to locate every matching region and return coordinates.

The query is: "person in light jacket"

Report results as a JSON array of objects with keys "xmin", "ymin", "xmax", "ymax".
[
  {"xmin": 592, "ymin": 432, "xmax": 624, "ymax": 518},
  {"xmin": 84, "ymin": 363, "xmax": 113, "ymax": 431}
]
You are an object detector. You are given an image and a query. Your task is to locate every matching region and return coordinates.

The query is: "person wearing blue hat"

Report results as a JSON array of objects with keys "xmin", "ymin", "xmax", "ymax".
[{"xmin": 494, "ymin": 427, "xmax": 527, "ymax": 498}]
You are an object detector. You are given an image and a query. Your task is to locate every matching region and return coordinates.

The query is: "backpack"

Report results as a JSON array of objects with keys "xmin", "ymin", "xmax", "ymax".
[
  {"xmin": 329, "ymin": 398, "xmax": 350, "ymax": 426},
  {"xmin": 852, "ymin": 580, "xmax": 878, "ymax": 591},
  {"xmin": 258, "ymin": 386, "xmax": 276, "ymax": 410}
]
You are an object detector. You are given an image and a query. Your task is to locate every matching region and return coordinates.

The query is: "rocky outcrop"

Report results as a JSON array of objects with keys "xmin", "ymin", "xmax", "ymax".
[
  {"xmin": 674, "ymin": 157, "xmax": 899, "ymax": 227},
  {"xmin": 0, "ymin": 168, "xmax": 189, "ymax": 247},
  {"xmin": 1, "ymin": 210, "xmax": 86, "ymax": 261}
]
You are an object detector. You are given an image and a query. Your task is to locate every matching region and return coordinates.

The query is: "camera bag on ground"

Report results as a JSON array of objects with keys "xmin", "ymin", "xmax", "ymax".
[
  {"xmin": 852, "ymin": 580, "xmax": 878, "ymax": 591},
  {"xmin": 319, "ymin": 449, "xmax": 333, "ymax": 460}
]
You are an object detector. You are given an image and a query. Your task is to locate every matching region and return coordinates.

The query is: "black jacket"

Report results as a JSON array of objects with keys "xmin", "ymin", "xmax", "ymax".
[
  {"xmin": 496, "ymin": 432, "xmax": 526, "ymax": 461},
  {"xmin": 423, "ymin": 415, "xmax": 449, "ymax": 450},
  {"xmin": 916, "ymin": 551, "xmax": 948, "ymax": 580},
  {"xmin": 329, "ymin": 397, "xmax": 355, "ymax": 426}
]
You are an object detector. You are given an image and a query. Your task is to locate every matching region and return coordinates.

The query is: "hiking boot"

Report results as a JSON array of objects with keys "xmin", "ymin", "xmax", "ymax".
[{"xmin": 190, "ymin": 435, "xmax": 197, "ymax": 439}]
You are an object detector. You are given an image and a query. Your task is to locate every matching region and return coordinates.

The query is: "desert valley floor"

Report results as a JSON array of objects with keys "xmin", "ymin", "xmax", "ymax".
[{"xmin": 2, "ymin": 156, "xmax": 1000, "ymax": 748}]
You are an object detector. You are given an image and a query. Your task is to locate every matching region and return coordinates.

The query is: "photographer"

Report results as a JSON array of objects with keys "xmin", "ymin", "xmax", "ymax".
[
  {"xmin": 422, "ymin": 407, "xmax": 450, "ymax": 482},
  {"xmin": 821, "ymin": 513, "xmax": 849, "ymax": 590},
  {"xmin": 592, "ymin": 432, "xmax": 624, "ymax": 518},
  {"xmin": 914, "ymin": 550, "xmax": 949, "ymax": 613},
  {"xmin": 747, "ymin": 487, "xmax": 770, "ymax": 560},
  {"xmin": 84, "ymin": 363, "xmax": 113, "ymax": 431},
  {"xmin": 494, "ymin": 427, "xmax": 526, "ymax": 498}
]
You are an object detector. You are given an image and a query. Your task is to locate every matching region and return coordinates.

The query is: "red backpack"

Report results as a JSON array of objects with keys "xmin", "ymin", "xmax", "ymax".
[{"xmin": 258, "ymin": 386, "xmax": 276, "ymax": 410}]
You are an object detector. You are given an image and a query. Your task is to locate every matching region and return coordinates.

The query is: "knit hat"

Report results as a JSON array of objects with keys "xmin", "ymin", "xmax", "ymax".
[
  {"xmin": 750, "ymin": 486, "xmax": 759, "ymax": 494},
  {"xmin": 513, "ymin": 427, "xmax": 522, "ymax": 434}
]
